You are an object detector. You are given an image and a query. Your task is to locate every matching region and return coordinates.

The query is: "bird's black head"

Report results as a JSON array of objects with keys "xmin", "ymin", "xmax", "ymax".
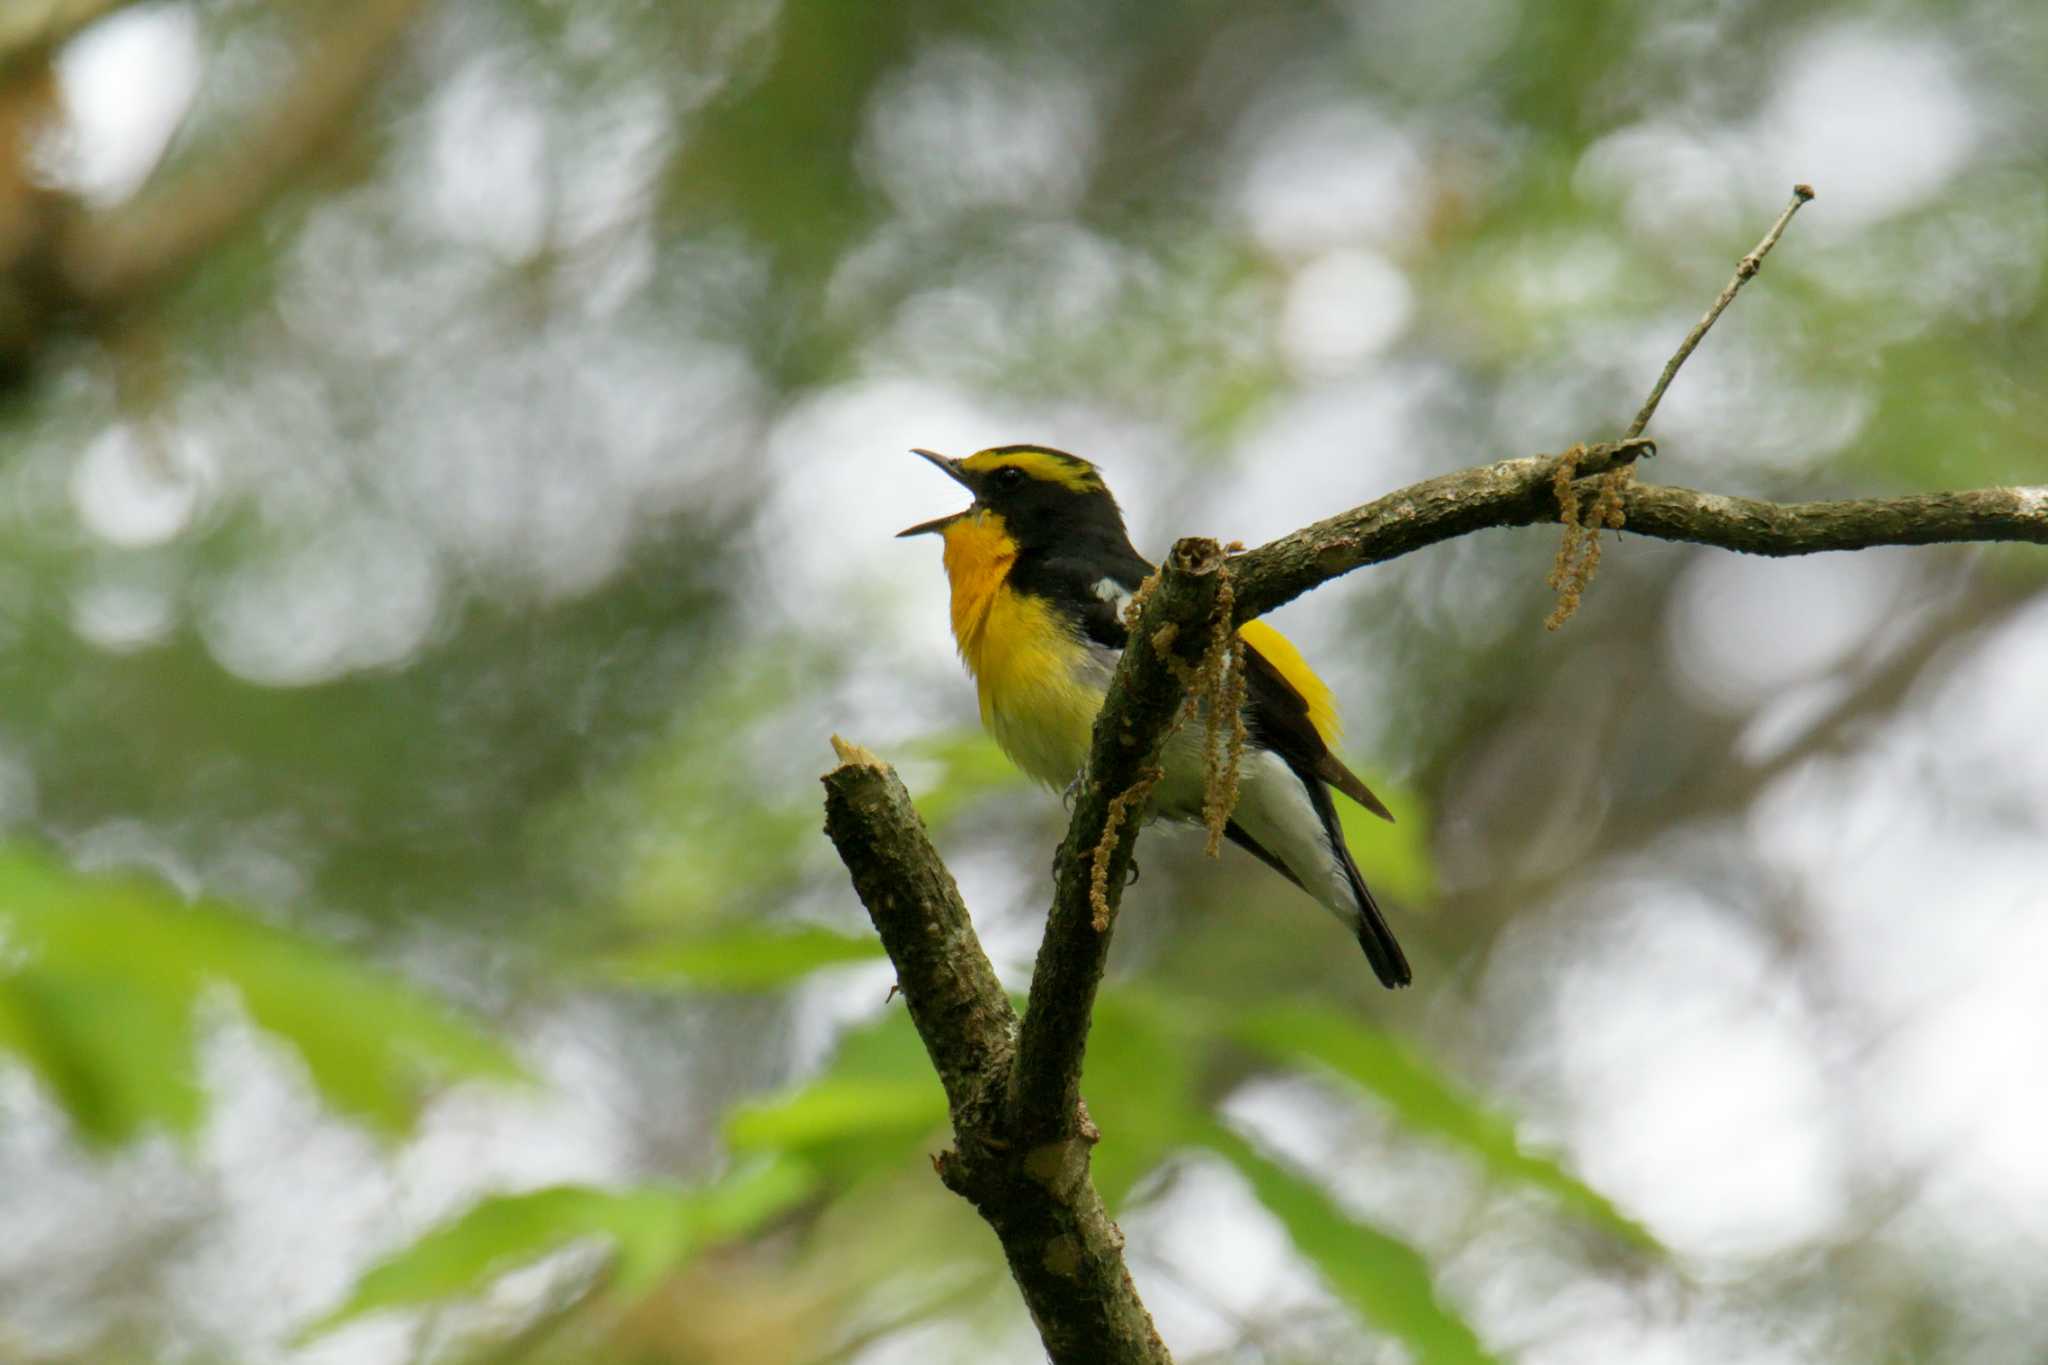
[{"xmin": 896, "ymin": 444, "xmax": 1132, "ymax": 557}]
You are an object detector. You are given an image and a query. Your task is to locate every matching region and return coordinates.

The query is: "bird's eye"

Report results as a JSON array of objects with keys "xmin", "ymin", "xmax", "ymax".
[{"xmin": 991, "ymin": 466, "xmax": 1026, "ymax": 490}]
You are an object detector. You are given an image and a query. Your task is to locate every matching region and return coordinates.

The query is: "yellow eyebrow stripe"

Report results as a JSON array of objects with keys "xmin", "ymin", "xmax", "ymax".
[{"xmin": 959, "ymin": 448, "xmax": 1106, "ymax": 494}]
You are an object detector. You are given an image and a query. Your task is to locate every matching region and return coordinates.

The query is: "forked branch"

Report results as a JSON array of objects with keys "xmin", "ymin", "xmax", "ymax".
[{"xmin": 819, "ymin": 191, "xmax": 2048, "ymax": 1365}]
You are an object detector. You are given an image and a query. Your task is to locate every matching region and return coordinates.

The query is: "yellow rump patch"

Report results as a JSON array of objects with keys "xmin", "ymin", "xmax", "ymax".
[
  {"xmin": 959, "ymin": 447, "xmax": 1106, "ymax": 494},
  {"xmin": 1239, "ymin": 619, "xmax": 1342, "ymax": 746}
]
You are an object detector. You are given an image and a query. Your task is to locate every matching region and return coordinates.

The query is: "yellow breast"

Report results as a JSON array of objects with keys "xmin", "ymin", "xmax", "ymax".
[
  {"xmin": 940, "ymin": 511, "xmax": 1100, "ymax": 789},
  {"xmin": 934, "ymin": 509, "xmax": 1345, "ymax": 795}
]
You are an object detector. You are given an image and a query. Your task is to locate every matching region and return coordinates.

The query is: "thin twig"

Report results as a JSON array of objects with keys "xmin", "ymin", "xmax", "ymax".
[
  {"xmin": 1544, "ymin": 186, "xmax": 1813, "ymax": 627},
  {"xmin": 1624, "ymin": 184, "xmax": 1815, "ymax": 441}
]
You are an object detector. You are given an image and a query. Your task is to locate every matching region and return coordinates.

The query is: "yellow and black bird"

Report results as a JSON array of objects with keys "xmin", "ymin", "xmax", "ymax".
[{"xmin": 899, "ymin": 445, "xmax": 1411, "ymax": 988}]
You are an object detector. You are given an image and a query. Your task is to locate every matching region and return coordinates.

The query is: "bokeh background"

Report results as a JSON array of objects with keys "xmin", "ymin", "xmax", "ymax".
[{"xmin": 2, "ymin": 2, "xmax": 2045, "ymax": 1362}]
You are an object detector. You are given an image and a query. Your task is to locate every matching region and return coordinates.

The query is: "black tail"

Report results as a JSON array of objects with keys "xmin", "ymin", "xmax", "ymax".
[
  {"xmin": 1337, "ymin": 838, "xmax": 1411, "ymax": 988},
  {"xmin": 1225, "ymin": 778, "xmax": 1414, "ymax": 989},
  {"xmin": 1305, "ymin": 778, "xmax": 1412, "ymax": 988}
]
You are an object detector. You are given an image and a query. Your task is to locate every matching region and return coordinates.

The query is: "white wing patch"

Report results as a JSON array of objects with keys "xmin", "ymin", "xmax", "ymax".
[{"xmin": 1091, "ymin": 576, "xmax": 1131, "ymax": 608}]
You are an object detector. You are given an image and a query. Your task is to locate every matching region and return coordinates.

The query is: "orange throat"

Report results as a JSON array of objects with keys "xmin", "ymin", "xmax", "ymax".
[
  {"xmin": 933, "ymin": 507, "xmax": 1100, "ymax": 789},
  {"xmin": 939, "ymin": 509, "xmax": 1018, "ymax": 670}
]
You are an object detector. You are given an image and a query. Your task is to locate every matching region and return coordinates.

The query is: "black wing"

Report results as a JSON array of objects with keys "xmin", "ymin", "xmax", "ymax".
[
  {"xmin": 1239, "ymin": 644, "xmax": 1410, "ymax": 985},
  {"xmin": 1015, "ymin": 543, "xmax": 1391, "ymax": 820},
  {"xmin": 1012, "ymin": 547, "xmax": 1153, "ymax": 651},
  {"xmin": 1240, "ymin": 643, "xmax": 1393, "ymax": 821}
]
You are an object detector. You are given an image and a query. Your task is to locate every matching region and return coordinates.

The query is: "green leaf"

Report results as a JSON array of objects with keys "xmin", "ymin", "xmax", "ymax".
[
  {"xmin": 176, "ymin": 905, "xmax": 527, "ymax": 1132},
  {"xmin": 0, "ymin": 971, "xmax": 203, "ymax": 1145},
  {"xmin": 722, "ymin": 1010, "xmax": 948, "ymax": 1184},
  {"xmin": 564, "ymin": 643, "xmax": 839, "ymax": 933},
  {"xmin": 1233, "ymin": 1002, "xmax": 1657, "ymax": 1250},
  {"xmin": 0, "ymin": 846, "xmax": 524, "ymax": 1144},
  {"xmin": 1204, "ymin": 1126, "xmax": 1498, "ymax": 1365},
  {"xmin": 597, "ymin": 923, "xmax": 885, "ymax": 992},
  {"xmin": 725, "ymin": 1078, "xmax": 946, "ymax": 1152},
  {"xmin": 899, "ymin": 730, "xmax": 1028, "ymax": 829},
  {"xmin": 303, "ymin": 1158, "xmax": 817, "ymax": 1337},
  {"xmin": 1083, "ymin": 990, "xmax": 1206, "ymax": 1208}
]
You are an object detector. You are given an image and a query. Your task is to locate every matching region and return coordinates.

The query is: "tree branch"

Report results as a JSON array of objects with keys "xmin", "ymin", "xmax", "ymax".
[
  {"xmin": 821, "ymin": 739, "xmax": 1172, "ymax": 1365},
  {"xmin": 1611, "ymin": 483, "xmax": 2048, "ymax": 555},
  {"xmin": 818, "ymin": 177, "xmax": 2048, "ymax": 1359},
  {"xmin": 822, "ymin": 433, "xmax": 2043, "ymax": 1360},
  {"xmin": 823, "ymin": 423, "xmax": 2044, "ymax": 1361},
  {"xmin": 1009, "ymin": 537, "xmax": 1227, "ymax": 1150},
  {"xmin": 0, "ymin": 0, "xmax": 145, "ymax": 74},
  {"xmin": 821, "ymin": 538, "xmax": 1248, "ymax": 1363},
  {"xmin": 821, "ymin": 738, "xmax": 1015, "ymax": 1124},
  {"xmin": 58, "ymin": 0, "xmax": 427, "ymax": 310},
  {"xmin": 1225, "ymin": 438, "xmax": 1653, "ymax": 624},
  {"xmin": 1227, "ymin": 455, "xmax": 2045, "ymax": 629}
]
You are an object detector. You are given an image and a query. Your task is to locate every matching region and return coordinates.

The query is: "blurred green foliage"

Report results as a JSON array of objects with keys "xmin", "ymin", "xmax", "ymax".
[
  {"xmin": 1, "ymin": 0, "xmax": 2044, "ymax": 1361},
  {"xmin": 1203, "ymin": 1127, "xmax": 1497, "ymax": 1365},
  {"xmin": 306, "ymin": 1159, "xmax": 818, "ymax": 1337},
  {"xmin": 0, "ymin": 846, "xmax": 522, "ymax": 1144},
  {"xmin": 594, "ymin": 924, "xmax": 885, "ymax": 992},
  {"xmin": 1230, "ymin": 1002, "xmax": 1654, "ymax": 1250},
  {"xmin": 321, "ymin": 972, "xmax": 1650, "ymax": 1359}
]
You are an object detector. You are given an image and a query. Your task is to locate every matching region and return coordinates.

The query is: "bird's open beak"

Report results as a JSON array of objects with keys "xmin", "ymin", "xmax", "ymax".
[{"xmin": 896, "ymin": 448, "xmax": 976, "ymax": 537}]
